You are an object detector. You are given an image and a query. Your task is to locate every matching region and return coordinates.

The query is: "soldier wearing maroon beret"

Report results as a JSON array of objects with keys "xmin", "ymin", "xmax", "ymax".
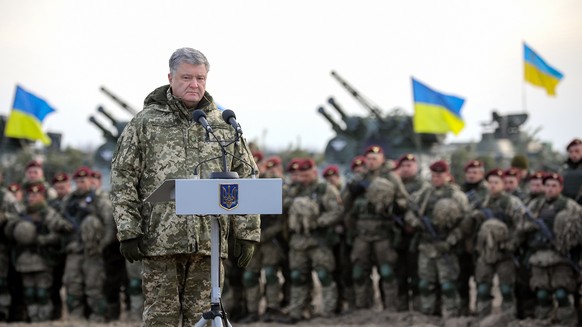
[
  {"xmin": 263, "ymin": 156, "xmax": 283, "ymax": 178},
  {"xmin": 502, "ymin": 168, "xmax": 526, "ymax": 202},
  {"xmin": 322, "ymin": 165, "xmax": 341, "ymax": 191},
  {"xmin": 459, "ymin": 160, "xmax": 489, "ymax": 314},
  {"xmin": 524, "ymin": 171, "xmax": 545, "ymax": 205},
  {"xmin": 350, "ymin": 156, "xmax": 367, "ymax": 174},
  {"xmin": 405, "ymin": 159, "xmax": 470, "ymax": 317}
]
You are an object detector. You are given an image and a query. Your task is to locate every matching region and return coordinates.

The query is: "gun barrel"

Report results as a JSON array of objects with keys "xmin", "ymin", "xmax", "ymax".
[
  {"xmin": 327, "ymin": 97, "xmax": 348, "ymax": 121},
  {"xmin": 330, "ymin": 71, "xmax": 385, "ymax": 122},
  {"xmin": 317, "ymin": 106, "xmax": 344, "ymax": 133},
  {"xmin": 97, "ymin": 106, "xmax": 118, "ymax": 126},
  {"xmin": 89, "ymin": 116, "xmax": 117, "ymax": 141},
  {"xmin": 100, "ymin": 86, "xmax": 138, "ymax": 116}
]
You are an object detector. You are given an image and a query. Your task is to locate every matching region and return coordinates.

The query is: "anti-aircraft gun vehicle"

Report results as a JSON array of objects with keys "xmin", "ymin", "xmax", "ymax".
[
  {"xmin": 317, "ymin": 71, "xmax": 444, "ymax": 167},
  {"xmin": 88, "ymin": 86, "xmax": 137, "ymax": 189}
]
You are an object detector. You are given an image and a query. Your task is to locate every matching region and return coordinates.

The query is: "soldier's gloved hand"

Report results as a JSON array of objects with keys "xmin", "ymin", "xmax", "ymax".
[
  {"xmin": 120, "ymin": 237, "xmax": 144, "ymax": 263},
  {"xmin": 234, "ymin": 239, "xmax": 257, "ymax": 268}
]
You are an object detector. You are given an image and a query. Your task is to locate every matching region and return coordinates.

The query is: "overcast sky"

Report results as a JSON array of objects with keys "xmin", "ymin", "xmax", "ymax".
[{"xmin": 1, "ymin": 0, "xmax": 581, "ymax": 154}]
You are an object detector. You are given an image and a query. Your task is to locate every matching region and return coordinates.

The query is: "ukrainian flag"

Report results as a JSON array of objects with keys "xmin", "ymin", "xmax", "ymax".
[
  {"xmin": 412, "ymin": 78, "xmax": 465, "ymax": 135},
  {"xmin": 4, "ymin": 85, "xmax": 55, "ymax": 145},
  {"xmin": 524, "ymin": 43, "xmax": 563, "ymax": 96}
]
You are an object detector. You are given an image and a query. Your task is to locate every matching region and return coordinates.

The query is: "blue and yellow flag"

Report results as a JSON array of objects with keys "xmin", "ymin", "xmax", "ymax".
[
  {"xmin": 4, "ymin": 85, "xmax": 56, "ymax": 145},
  {"xmin": 524, "ymin": 43, "xmax": 563, "ymax": 96},
  {"xmin": 412, "ymin": 78, "xmax": 465, "ymax": 135}
]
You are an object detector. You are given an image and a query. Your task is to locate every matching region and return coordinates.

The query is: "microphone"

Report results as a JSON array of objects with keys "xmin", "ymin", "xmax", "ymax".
[
  {"xmin": 222, "ymin": 109, "xmax": 242, "ymax": 134},
  {"xmin": 193, "ymin": 110, "xmax": 213, "ymax": 133}
]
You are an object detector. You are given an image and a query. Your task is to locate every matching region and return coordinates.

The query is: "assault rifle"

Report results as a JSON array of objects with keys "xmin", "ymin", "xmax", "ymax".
[{"xmin": 521, "ymin": 204, "xmax": 580, "ymax": 273}]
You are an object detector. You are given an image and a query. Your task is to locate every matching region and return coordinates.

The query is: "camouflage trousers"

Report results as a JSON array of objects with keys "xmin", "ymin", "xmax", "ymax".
[
  {"xmin": 530, "ymin": 263, "xmax": 577, "ymax": 324},
  {"xmin": 21, "ymin": 270, "xmax": 53, "ymax": 322},
  {"xmin": 289, "ymin": 243, "xmax": 337, "ymax": 319},
  {"xmin": 350, "ymin": 236, "xmax": 398, "ymax": 310},
  {"xmin": 63, "ymin": 252, "xmax": 106, "ymax": 321},
  {"xmin": 243, "ymin": 240, "xmax": 285, "ymax": 314},
  {"xmin": 474, "ymin": 256, "xmax": 515, "ymax": 317},
  {"xmin": 0, "ymin": 245, "xmax": 10, "ymax": 320},
  {"xmin": 142, "ymin": 253, "xmax": 223, "ymax": 327},
  {"xmin": 417, "ymin": 250, "xmax": 460, "ymax": 316}
]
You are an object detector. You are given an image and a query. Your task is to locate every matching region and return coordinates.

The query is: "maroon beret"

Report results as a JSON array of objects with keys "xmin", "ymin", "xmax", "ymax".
[
  {"xmin": 73, "ymin": 166, "xmax": 92, "ymax": 179},
  {"xmin": 252, "ymin": 151, "xmax": 264, "ymax": 163},
  {"xmin": 429, "ymin": 160, "xmax": 449, "ymax": 173},
  {"xmin": 51, "ymin": 172, "xmax": 69, "ymax": 184},
  {"xmin": 7, "ymin": 183, "xmax": 21, "ymax": 193},
  {"xmin": 90, "ymin": 170, "xmax": 102, "ymax": 179},
  {"xmin": 265, "ymin": 156, "xmax": 282, "ymax": 169},
  {"xmin": 350, "ymin": 156, "xmax": 367, "ymax": 171},
  {"xmin": 485, "ymin": 168, "xmax": 504, "ymax": 180},
  {"xmin": 528, "ymin": 171, "xmax": 546, "ymax": 181},
  {"xmin": 543, "ymin": 172, "xmax": 563, "ymax": 185},
  {"xmin": 322, "ymin": 165, "xmax": 340, "ymax": 177},
  {"xmin": 364, "ymin": 145, "xmax": 383, "ymax": 155},
  {"xmin": 286, "ymin": 158, "xmax": 302, "ymax": 172},
  {"xmin": 503, "ymin": 168, "xmax": 520, "ymax": 178},
  {"xmin": 298, "ymin": 158, "xmax": 315, "ymax": 171},
  {"xmin": 25, "ymin": 182, "xmax": 46, "ymax": 194}
]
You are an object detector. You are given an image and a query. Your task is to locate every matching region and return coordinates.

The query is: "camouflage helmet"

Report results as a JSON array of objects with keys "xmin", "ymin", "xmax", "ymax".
[
  {"xmin": 367, "ymin": 177, "xmax": 395, "ymax": 213},
  {"xmin": 432, "ymin": 198, "xmax": 461, "ymax": 228},
  {"xmin": 13, "ymin": 220, "xmax": 37, "ymax": 245}
]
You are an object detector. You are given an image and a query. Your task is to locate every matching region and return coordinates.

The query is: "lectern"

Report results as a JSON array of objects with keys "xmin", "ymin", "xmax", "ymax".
[{"xmin": 145, "ymin": 177, "xmax": 283, "ymax": 327}]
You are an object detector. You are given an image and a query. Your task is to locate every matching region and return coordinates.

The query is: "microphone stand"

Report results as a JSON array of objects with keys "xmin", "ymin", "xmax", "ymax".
[{"xmin": 194, "ymin": 125, "xmax": 252, "ymax": 327}]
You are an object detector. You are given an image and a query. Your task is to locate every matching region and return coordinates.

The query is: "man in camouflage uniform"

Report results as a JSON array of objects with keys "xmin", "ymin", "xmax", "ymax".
[
  {"xmin": 515, "ymin": 171, "xmax": 545, "ymax": 319},
  {"xmin": 459, "ymin": 159, "xmax": 489, "ymax": 315},
  {"xmin": 22, "ymin": 160, "xmax": 57, "ymax": 201},
  {"xmin": 48, "ymin": 172, "xmax": 70, "ymax": 212},
  {"xmin": 239, "ymin": 156, "xmax": 289, "ymax": 323},
  {"xmin": 286, "ymin": 158, "xmax": 343, "ymax": 321},
  {"xmin": 470, "ymin": 169, "xmax": 523, "ymax": 317},
  {"xmin": 519, "ymin": 173, "xmax": 582, "ymax": 325},
  {"xmin": 0, "ymin": 177, "xmax": 21, "ymax": 321},
  {"xmin": 395, "ymin": 154, "xmax": 430, "ymax": 312},
  {"xmin": 345, "ymin": 145, "xmax": 408, "ymax": 311},
  {"xmin": 405, "ymin": 160, "xmax": 470, "ymax": 318},
  {"xmin": 4, "ymin": 182, "xmax": 72, "ymax": 322},
  {"xmin": 62, "ymin": 167, "xmax": 116, "ymax": 322},
  {"xmin": 110, "ymin": 48, "xmax": 260, "ymax": 327}
]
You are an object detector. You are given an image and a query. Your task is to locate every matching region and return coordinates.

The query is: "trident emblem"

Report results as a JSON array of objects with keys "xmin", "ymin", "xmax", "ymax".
[{"xmin": 219, "ymin": 183, "xmax": 239, "ymax": 210}]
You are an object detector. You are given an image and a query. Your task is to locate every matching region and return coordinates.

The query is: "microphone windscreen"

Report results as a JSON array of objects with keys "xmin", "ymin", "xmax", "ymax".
[
  {"xmin": 193, "ymin": 109, "xmax": 207, "ymax": 122},
  {"xmin": 221, "ymin": 109, "xmax": 236, "ymax": 122}
]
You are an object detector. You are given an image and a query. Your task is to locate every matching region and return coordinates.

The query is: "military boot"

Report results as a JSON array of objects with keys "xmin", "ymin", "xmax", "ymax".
[
  {"xmin": 354, "ymin": 280, "xmax": 373, "ymax": 309},
  {"xmin": 288, "ymin": 286, "xmax": 309, "ymax": 321}
]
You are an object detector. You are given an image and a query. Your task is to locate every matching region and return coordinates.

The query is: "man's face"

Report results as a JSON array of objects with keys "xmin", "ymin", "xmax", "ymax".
[
  {"xmin": 568, "ymin": 144, "xmax": 582, "ymax": 162},
  {"xmin": 399, "ymin": 161, "xmax": 418, "ymax": 178},
  {"xmin": 25, "ymin": 167, "xmax": 43, "ymax": 181},
  {"xmin": 91, "ymin": 177, "xmax": 102, "ymax": 189},
  {"xmin": 352, "ymin": 165, "xmax": 367, "ymax": 175},
  {"xmin": 529, "ymin": 179, "xmax": 543, "ymax": 194},
  {"xmin": 168, "ymin": 62, "xmax": 207, "ymax": 108},
  {"xmin": 431, "ymin": 172, "xmax": 447, "ymax": 187},
  {"xmin": 544, "ymin": 180, "xmax": 563, "ymax": 199},
  {"xmin": 465, "ymin": 167, "xmax": 484, "ymax": 184},
  {"xmin": 324, "ymin": 175, "xmax": 341, "ymax": 188},
  {"xmin": 27, "ymin": 192, "xmax": 45, "ymax": 206},
  {"xmin": 487, "ymin": 176, "xmax": 504, "ymax": 194},
  {"xmin": 75, "ymin": 177, "xmax": 92, "ymax": 193},
  {"xmin": 54, "ymin": 181, "xmax": 71, "ymax": 198},
  {"xmin": 365, "ymin": 153, "xmax": 385, "ymax": 171},
  {"xmin": 298, "ymin": 169, "xmax": 316, "ymax": 186},
  {"xmin": 503, "ymin": 177, "xmax": 519, "ymax": 192}
]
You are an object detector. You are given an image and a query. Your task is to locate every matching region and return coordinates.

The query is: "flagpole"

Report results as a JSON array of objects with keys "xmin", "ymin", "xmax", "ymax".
[{"xmin": 522, "ymin": 41, "xmax": 527, "ymax": 112}]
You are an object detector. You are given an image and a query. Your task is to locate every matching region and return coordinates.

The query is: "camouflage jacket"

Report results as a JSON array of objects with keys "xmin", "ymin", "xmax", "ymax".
[
  {"xmin": 110, "ymin": 85, "xmax": 260, "ymax": 258},
  {"xmin": 5, "ymin": 204, "xmax": 71, "ymax": 272},
  {"xmin": 62, "ymin": 189, "xmax": 116, "ymax": 255},
  {"xmin": 402, "ymin": 175, "xmax": 430, "ymax": 201},
  {"xmin": 0, "ymin": 188, "xmax": 20, "ymax": 244}
]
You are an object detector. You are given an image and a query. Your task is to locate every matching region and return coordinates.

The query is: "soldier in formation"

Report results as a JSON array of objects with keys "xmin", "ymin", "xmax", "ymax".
[
  {"xmin": 405, "ymin": 160, "xmax": 470, "ymax": 318},
  {"xmin": 4, "ymin": 182, "xmax": 72, "ymax": 322}
]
